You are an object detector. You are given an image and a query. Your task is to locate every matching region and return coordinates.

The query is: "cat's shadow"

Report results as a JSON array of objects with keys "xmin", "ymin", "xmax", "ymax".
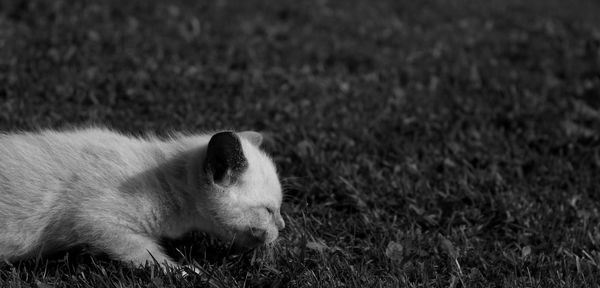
[
  {"xmin": 161, "ymin": 232, "xmax": 255, "ymax": 265},
  {"xmin": 1, "ymin": 234, "xmax": 255, "ymax": 277}
]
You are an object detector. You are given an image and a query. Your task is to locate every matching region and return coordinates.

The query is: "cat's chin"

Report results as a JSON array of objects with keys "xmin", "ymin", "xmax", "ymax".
[
  {"xmin": 210, "ymin": 228, "xmax": 263, "ymax": 249},
  {"xmin": 235, "ymin": 239, "xmax": 265, "ymax": 249},
  {"xmin": 229, "ymin": 230, "xmax": 270, "ymax": 249}
]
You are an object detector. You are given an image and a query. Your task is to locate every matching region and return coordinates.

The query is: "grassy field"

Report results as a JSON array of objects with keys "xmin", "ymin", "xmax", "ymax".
[{"xmin": 1, "ymin": 0, "xmax": 600, "ymax": 287}]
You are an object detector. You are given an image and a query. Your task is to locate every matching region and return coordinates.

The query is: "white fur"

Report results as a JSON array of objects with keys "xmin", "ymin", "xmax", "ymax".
[{"xmin": 0, "ymin": 127, "xmax": 284, "ymax": 268}]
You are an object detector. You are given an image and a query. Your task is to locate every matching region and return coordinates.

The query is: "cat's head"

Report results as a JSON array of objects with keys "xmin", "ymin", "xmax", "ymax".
[{"xmin": 202, "ymin": 131, "xmax": 284, "ymax": 248}]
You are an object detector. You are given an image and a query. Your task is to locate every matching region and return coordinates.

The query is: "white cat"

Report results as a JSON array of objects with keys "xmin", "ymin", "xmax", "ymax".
[{"xmin": 0, "ymin": 127, "xmax": 285, "ymax": 270}]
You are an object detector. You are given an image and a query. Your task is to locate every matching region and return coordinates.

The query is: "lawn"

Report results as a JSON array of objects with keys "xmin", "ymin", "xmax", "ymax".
[{"xmin": 1, "ymin": 0, "xmax": 600, "ymax": 287}]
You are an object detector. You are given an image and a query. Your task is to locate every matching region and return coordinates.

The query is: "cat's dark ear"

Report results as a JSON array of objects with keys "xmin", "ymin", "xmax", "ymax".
[
  {"xmin": 204, "ymin": 131, "xmax": 248, "ymax": 187},
  {"xmin": 238, "ymin": 131, "xmax": 263, "ymax": 147}
]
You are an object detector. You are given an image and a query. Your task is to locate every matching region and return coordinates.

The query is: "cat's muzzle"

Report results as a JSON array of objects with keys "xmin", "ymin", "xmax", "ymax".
[{"xmin": 236, "ymin": 227, "xmax": 268, "ymax": 248}]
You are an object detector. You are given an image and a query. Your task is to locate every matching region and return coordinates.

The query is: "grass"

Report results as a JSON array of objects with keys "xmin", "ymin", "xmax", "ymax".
[{"xmin": 1, "ymin": 0, "xmax": 600, "ymax": 287}]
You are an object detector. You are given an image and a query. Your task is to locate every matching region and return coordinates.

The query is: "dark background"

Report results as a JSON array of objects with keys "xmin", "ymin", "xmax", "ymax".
[{"xmin": 1, "ymin": 0, "xmax": 600, "ymax": 287}]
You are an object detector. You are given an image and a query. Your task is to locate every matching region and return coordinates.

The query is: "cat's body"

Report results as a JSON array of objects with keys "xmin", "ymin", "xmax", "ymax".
[{"xmin": 0, "ymin": 127, "xmax": 284, "ymax": 269}]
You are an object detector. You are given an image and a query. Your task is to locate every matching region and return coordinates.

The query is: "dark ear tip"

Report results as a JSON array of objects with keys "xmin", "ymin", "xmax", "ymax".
[
  {"xmin": 207, "ymin": 131, "xmax": 241, "ymax": 163},
  {"xmin": 205, "ymin": 131, "xmax": 248, "ymax": 187},
  {"xmin": 210, "ymin": 131, "xmax": 238, "ymax": 142}
]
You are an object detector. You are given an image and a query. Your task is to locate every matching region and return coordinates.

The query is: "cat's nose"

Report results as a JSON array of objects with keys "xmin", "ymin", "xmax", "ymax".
[
  {"xmin": 275, "ymin": 215, "xmax": 285, "ymax": 231},
  {"xmin": 249, "ymin": 227, "xmax": 267, "ymax": 242}
]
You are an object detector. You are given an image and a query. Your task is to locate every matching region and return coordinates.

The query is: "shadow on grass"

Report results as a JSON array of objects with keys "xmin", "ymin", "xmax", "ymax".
[{"xmin": 0, "ymin": 234, "xmax": 279, "ymax": 287}]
